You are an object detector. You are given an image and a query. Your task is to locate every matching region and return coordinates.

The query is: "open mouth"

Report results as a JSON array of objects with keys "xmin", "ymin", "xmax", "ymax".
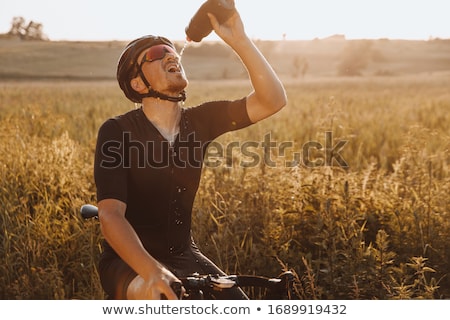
[{"xmin": 167, "ymin": 64, "xmax": 181, "ymax": 73}]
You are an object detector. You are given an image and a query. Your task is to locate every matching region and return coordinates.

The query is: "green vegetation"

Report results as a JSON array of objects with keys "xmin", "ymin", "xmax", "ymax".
[{"xmin": 0, "ymin": 39, "xmax": 449, "ymax": 299}]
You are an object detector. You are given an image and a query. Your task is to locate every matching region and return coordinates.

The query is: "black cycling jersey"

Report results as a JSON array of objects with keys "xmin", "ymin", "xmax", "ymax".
[{"xmin": 94, "ymin": 98, "xmax": 252, "ymax": 298}]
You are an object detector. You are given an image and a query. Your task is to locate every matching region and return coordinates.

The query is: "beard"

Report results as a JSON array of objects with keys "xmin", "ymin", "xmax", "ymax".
[{"xmin": 165, "ymin": 73, "xmax": 188, "ymax": 95}]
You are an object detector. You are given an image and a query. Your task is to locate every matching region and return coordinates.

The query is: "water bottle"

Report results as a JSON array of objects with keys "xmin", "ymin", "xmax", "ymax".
[{"xmin": 185, "ymin": 0, "xmax": 236, "ymax": 42}]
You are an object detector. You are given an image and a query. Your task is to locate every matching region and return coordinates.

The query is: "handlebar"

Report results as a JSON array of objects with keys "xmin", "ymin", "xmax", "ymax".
[
  {"xmin": 173, "ymin": 271, "xmax": 295, "ymax": 299},
  {"xmin": 80, "ymin": 204, "xmax": 296, "ymax": 299}
]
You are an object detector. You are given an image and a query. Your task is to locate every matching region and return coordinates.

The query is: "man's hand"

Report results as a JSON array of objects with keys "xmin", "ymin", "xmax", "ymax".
[
  {"xmin": 207, "ymin": 11, "xmax": 246, "ymax": 46},
  {"xmin": 128, "ymin": 265, "xmax": 184, "ymax": 300}
]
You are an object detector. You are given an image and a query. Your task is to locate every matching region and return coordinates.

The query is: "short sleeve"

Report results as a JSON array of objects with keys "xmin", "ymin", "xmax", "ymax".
[
  {"xmin": 94, "ymin": 119, "xmax": 128, "ymax": 203},
  {"xmin": 189, "ymin": 97, "xmax": 253, "ymax": 140}
]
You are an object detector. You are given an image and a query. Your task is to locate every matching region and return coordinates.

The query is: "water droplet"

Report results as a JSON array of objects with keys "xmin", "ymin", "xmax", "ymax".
[{"xmin": 179, "ymin": 40, "xmax": 189, "ymax": 62}]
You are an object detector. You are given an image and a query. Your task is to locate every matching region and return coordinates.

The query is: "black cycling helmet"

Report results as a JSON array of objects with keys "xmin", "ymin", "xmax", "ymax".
[{"xmin": 117, "ymin": 35, "xmax": 186, "ymax": 103}]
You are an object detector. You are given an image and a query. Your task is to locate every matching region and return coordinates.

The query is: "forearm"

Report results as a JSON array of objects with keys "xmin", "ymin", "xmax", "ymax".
[
  {"xmin": 98, "ymin": 200, "xmax": 159, "ymax": 281},
  {"xmin": 231, "ymin": 36, "xmax": 286, "ymax": 110},
  {"xmin": 210, "ymin": 12, "xmax": 287, "ymax": 122},
  {"xmin": 98, "ymin": 199, "xmax": 180, "ymax": 299}
]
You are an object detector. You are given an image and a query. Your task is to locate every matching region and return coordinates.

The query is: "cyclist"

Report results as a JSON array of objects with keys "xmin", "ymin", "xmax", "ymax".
[{"xmin": 94, "ymin": 8, "xmax": 286, "ymax": 299}]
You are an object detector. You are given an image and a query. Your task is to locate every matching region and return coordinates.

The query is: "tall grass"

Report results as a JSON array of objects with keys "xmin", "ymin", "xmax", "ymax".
[{"xmin": 0, "ymin": 75, "xmax": 449, "ymax": 299}]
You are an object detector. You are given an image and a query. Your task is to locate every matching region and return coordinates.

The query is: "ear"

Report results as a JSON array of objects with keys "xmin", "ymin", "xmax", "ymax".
[{"xmin": 130, "ymin": 77, "xmax": 146, "ymax": 93}]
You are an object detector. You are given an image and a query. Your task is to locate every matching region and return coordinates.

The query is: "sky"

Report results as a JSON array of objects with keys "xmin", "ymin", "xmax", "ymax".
[{"xmin": 0, "ymin": 0, "xmax": 449, "ymax": 41}]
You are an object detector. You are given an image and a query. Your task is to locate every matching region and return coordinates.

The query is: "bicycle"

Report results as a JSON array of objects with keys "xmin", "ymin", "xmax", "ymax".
[{"xmin": 80, "ymin": 204, "xmax": 296, "ymax": 300}]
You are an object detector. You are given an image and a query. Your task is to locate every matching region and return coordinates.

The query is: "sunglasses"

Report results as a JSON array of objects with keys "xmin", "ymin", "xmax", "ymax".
[{"xmin": 139, "ymin": 44, "xmax": 179, "ymax": 66}]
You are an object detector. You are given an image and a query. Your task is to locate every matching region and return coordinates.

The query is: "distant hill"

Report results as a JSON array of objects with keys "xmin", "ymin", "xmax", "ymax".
[{"xmin": 0, "ymin": 38, "xmax": 449, "ymax": 81}]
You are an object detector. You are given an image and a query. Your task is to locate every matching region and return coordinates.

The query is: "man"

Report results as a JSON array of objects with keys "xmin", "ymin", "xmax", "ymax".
[{"xmin": 94, "ymin": 9, "xmax": 286, "ymax": 299}]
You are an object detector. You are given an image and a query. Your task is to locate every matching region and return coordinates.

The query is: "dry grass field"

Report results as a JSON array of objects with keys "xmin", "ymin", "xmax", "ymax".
[{"xmin": 0, "ymin": 38, "xmax": 449, "ymax": 299}]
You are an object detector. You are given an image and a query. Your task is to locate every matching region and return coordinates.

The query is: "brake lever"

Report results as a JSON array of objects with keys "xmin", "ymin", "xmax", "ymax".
[{"xmin": 209, "ymin": 275, "xmax": 236, "ymax": 289}]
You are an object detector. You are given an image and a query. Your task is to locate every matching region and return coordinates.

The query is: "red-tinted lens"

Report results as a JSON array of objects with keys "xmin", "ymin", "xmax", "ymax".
[{"xmin": 143, "ymin": 45, "xmax": 178, "ymax": 63}]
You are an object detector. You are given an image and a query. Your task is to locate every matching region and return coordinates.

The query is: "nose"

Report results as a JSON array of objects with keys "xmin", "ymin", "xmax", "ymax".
[{"xmin": 164, "ymin": 52, "xmax": 180, "ymax": 63}]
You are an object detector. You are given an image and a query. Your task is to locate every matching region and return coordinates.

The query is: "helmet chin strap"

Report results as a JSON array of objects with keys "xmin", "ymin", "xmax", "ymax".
[
  {"xmin": 141, "ymin": 88, "xmax": 186, "ymax": 102},
  {"xmin": 138, "ymin": 68, "xmax": 186, "ymax": 103}
]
